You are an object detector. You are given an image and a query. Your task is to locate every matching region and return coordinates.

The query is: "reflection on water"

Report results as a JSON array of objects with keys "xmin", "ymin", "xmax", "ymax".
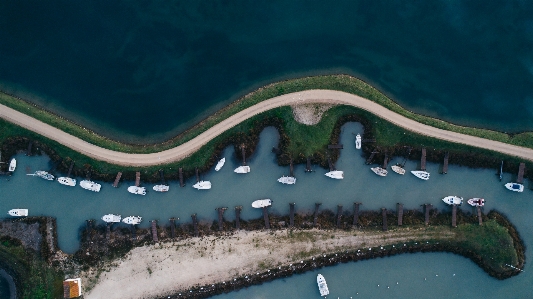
[{"xmin": 0, "ymin": 123, "xmax": 531, "ymax": 298}]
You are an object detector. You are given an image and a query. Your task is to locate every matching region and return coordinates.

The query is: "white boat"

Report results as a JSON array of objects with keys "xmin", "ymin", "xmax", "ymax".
[
  {"xmin": 57, "ymin": 177, "xmax": 76, "ymax": 186},
  {"xmin": 252, "ymin": 199, "xmax": 272, "ymax": 208},
  {"xmin": 277, "ymin": 176, "xmax": 296, "ymax": 185},
  {"xmin": 391, "ymin": 165, "xmax": 406, "ymax": 175},
  {"xmin": 127, "ymin": 186, "xmax": 146, "ymax": 195},
  {"xmin": 317, "ymin": 274, "xmax": 329, "ymax": 297},
  {"xmin": 325, "ymin": 170, "xmax": 344, "ymax": 179},
  {"xmin": 355, "ymin": 134, "xmax": 361, "ymax": 149},
  {"xmin": 8, "ymin": 209, "xmax": 28, "ymax": 217},
  {"xmin": 234, "ymin": 165, "xmax": 251, "ymax": 173},
  {"xmin": 122, "ymin": 216, "xmax": 142, "ymax": 225},
  {"xmin": 80, "ymin": 180, "xmax": 101, "ymax": 192},
  {"xmin": 467, "ymin": 198, "xmax": 485, "ymax": 207},
  {"xmin": 193, "ymin": 180, "xmax": 212, "ymax": 190},
  {"xmin": 102, "ymin": 214, "xmax": 121, "ymax": 223},
  {"xmin": 153, "ymin": 184, "xmax": 169, "ymax": 192},
  {"xmin": 215, "ymin": 158, "xmax": 226, "ymax": 171},
  {"xmin": 27, "ymin": 170, "xmax": 55, "ymax": 180},
  {"xmin": 442, "ymin": 196, "xmax": 463, "ymax": 205},
  {"xmin": 371, "ymin": 167, "xmax": 388, "ymax": 177},
  {"xmin": 411, "ymin": 170, "xmax": 430, "ymax": 180},
  {"xmin": 505, "ymin": 183, "xmax": 524, "ymax": 192},
  {"xmin": 8, "ymin": 158, "xmax": 16, "ymax": 172}
]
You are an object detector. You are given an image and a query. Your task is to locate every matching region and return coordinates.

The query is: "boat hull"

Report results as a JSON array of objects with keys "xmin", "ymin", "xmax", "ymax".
[
  {"xmin": 355, "ymin": 134, "xmax": 361, "ymax": 149},
  {"xmin": 193, "ymin": 181, "xmax": 212, "ymax": 190},
  {"xmin": 234, "ymin": 166, "xmax": 251, "ymax": 173},
  {"xmin": 391, "ymin": 165, "xmax": 405, "ymax": 175},
  {"xmin": 128, "ymin": 186, "xmax": 146, "ymax": 195},
  {"xmin": 80, "ymin": 180, "xmax": 101, "ymax": 192},
  {"xmin": 325, "ymin": 170, "xmax": 343, "ymax": 179},
  {"xmin": 411, "ymin": 170, "xmax": 430, "ymax": 180},
  {"xmin": 371, "ymin": 167, "xmax": 387, "ymax": 177},
  {"xmin": 467, "ymin": 198, "xmax": 485, "ymax": 207},
  {"xmin": 8, "ymin": 159, "xmax": 16, "ymax": 172},
  {"xmin": 317, "ymin": 274, "xmax": 329, "ymax": 297},
  {"xmin": 57, "ymin": 177, "xmax": 76, "ymax": 186},
  {"xmin": 102, "ymin": 214, "xmax": 121, "ymax": 223},
  {"xmin": 442, "ymin": 196, "xmax": 463, "ymax": 205},
  {"xmin": 277, "ymin": 176, "xmax": 296, "ymax": 184},
  {"xmin": 8, "ymin": 209, "xmax": 28, "ymax": 217},
  {"xmin": 122, "ymin": 216, "xmax": 142, "ymax": 225},
  {"xmin": 153, "ymin": 185, "xmax": 170, "ymax": 192},
  {"xmin": 505, "ymin": 183, "xmax": 524, "ymax": 192},
  {"xmin": 252, "ymin": 199, "xmax": 272, "ymax": 208},
  {"xmin": 215, "ymin": 158, "xmax": 225, "ymax": 171}
]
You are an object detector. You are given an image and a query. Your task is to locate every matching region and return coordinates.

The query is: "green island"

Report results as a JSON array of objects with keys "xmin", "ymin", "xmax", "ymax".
[{"xmin": 0, "ymin": 75, "xmax": 529, "ymax": 298}]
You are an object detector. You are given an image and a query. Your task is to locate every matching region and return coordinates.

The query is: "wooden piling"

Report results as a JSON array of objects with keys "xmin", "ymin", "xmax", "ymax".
[
  {"xmin": 336, "ymin": 205, "xmax": 343, "ymax": 228},
  {"xmin": 179, "ymin": 168, "xmax": 184, "ymax": 187},
  {"xmin": 306, "ymin": 157, "xmax": 312, "ymax": 172},
  {"xmin": 151, "ymin": 220, "xmax": 158, "ymax": 242},
  {"xmin": 421, "ymin": 148, "xmax": 427, "ymax": 171},
  {"xmin": 26, "ymin": 141, "xmax": 33, "ymax": 156},
  {"xmin": 195, "ymin": 168, "xmax": 200, "ymax": 183},
  {"xmin": 424, "ymin": 204, "xmax": 431, "ymax": 225},
  {"xmin": 235, "ymin": 206, "xmax": 242, "ymax": 230},
  {"xmin": 382, "ymin": 154, "xmax": 388, "ymax": 169},
  {"xmin": 397, "ymin": 203, "xmax": 403, "ymax": 226},
  {"xmin": 353, "ymin": 202, "xmax": 361, "ymax": 226},
  {"xmin": 217, "ymin": 207, "xmax": 227, "ymax": 231},
  {"xmin": 381, "ymin": 208, "xmax": 387, "ymax": 231},
  {"xmin": 313, "ymin": 203, "xmax": 321, "ymax": 227},
  {"xmin": 159, "ymin": 169, "xmax": 165, "ymax": 184},
  {"xmin": 442, "ymin": 152, "xmax": 449, "ymax": 174},
  {"xmin": 241, "ymin": 145, "xmax": 246, "ymax": 166},
  {"xmin": 135, "ymin": 171, "xmax": 140, "ymax": 187},
  {"xmin": 170, "ymin": 218, "xmax": 176, "ymax": 239},
  {"xmin": 113, "ymin": 172, "xmax": 122, "ymax": 188},
  {"xmin": 477, "ymin": 206, "xmax": 483, "ymax": 225},
  {"xmin": 191, "ymin": 214, "xmax": 199, "ymax": 237},
  {"xmin": 262, "ymin": 207, "xmax": 270, "ymax": 229},
  {"xmin": 106, "ymin": 223, "xmax": 111, "ymax": 241},
  {"xmin": 452, "ymin": 205, "xmax": 457, "ymax": 228},
  {"xmin": 130, "ymin": 225, "xmax": 136, "ymax": 239},
  {"xmin": 289, "ymin": 159, "xmax": 294, "ymax": 177},
  {"xmin": 289, "ymin": 203, "xmax": 295, "ymax": 227},
  {"xmin": 67, "ymin": 161, "xmax": 74, "ymax": 178},
  {"xmin": 517, "ymin": 162, "xmax": 525, "ymax": 184}
]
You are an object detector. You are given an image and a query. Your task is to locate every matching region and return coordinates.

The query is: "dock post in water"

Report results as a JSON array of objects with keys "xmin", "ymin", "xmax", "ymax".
[
  {"xmin": 382, "ymin": 154, "xmax": 388, "ymax": 169},
  {"xmin": 191, "ymin": 214, "xmax": 199, "ymax": 237},
  {"xmin": 169, "ymin": 218, "xmax": 176, "ymax": 239},
  {"xmin": 135, "ymin": 171, "xmax": 140, "ymax": 187},
  {"xmin": 67, "ymin": 161, "xmax": 74, "ymax": 178},
  {"xmin": 151, "ymin": 220, "xmax": 158, "ymax": 242},
  {"xmin": 289, "ymin": 159, "xmax": 294, "ymax": 177},
  {"xmin": 217, "ymin": 207, "xmax": 227, "ymax": 231},
  {"xmin": 289, "ymin": 203, "xmax": 295, "ymax": 227},
  {"xmin": 442, "ymin": 152, "xmax": 449, "ymax": 174},
  {"xmin": 262, "ymin": 207, "xmax": 270, "ymax": 229},
  {"xmin": 353, "ymin": 202, "xmax": 361, "ymax": 227},
  {"xmin": 477, "ymin": 206, "xmax": 483, "ymax": 225},
  {"xmin": 235, "ymin": 206, "xmax": 242, "ymax": 230},
  {"xmin": 424, "ymin": 204, "xmax": 432, "ymax": 225},
  {"xmin": 195, "ymin": 168, "xmax": 200, "ymax": 182},
  {"xmin": 313, "ymin": 203, "xmax": 321, "ymax": 227},
  {"xmin": 85, "ymin": 220, "xmax": 92, "ymax": 242},
  {"xmin": 517, "ymin": 162, "xmax": 525, "ymax": 184},
  {"xmin": 452, "ymin": 205, "xmax": 457, "ymax": 228},
  {"xmin": 336, "ymin": 205, "xmax": 343, "ymax": 228},
  {"xmin": 420, "ymin": 148, "xmax": 427, "ymax": 171},
  {"xmin": 113, "ymin": 172, "xmax": 122, "ymax": 188},
  {"xmin": 396, "ymin": 203, "xmax": 403, "ymax": 226},
  {"xmin": 306, "ymin": 157, "xmax": 312, "ymax": 172},
  {"xmin": 241, "ymin": 145, "xmax": 246, "ymax": 166},
  {"xmin": 382, "ymin": 208, "xmax": 388, "ymax": 231},
  {"xmin": 26, "ymin": 141, "xmax": 33, "ymax": 156},
  {"xmin": 178, "ymin": 168, "xmax": 184, "ymax": 187}
]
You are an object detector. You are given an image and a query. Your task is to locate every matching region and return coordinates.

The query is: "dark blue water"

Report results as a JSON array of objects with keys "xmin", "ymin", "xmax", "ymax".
[{"xmin": 1, "ymin": 1, "xmax": 533, "ymax": 142}]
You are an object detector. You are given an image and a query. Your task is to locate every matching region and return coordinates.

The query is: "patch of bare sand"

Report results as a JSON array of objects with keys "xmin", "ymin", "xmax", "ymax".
[
  {"xmin": 83, "ymin": 227, "xmax": 452, "ymax": 299},
  {"xmin": 291, "ymin": 104, "xmax": 334, "ymax": 125}
]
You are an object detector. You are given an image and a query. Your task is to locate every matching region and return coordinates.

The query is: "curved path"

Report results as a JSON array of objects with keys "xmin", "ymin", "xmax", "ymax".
[{"xmin": 1, "ymin": 90, "xmax": 532, "ymax": 166}]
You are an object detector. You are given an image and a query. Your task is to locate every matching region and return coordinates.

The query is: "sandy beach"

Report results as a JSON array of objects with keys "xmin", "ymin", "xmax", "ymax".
[
  {"xmin": 82, "ymin": 228, "xmax": 451, "ymax": 299},
  {"xmin": 1, "ymin": 90, "xmax": 532, "ymax": 166}
]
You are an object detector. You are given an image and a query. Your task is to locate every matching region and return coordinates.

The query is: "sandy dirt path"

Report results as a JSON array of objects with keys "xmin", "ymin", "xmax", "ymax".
[
  {"xmin": 1, "ymin": 90, "xmax": 531, "ymax": 166},
  {"xmin": 83, "ymin": 228, "xmax": 451, "ymax": 299}
]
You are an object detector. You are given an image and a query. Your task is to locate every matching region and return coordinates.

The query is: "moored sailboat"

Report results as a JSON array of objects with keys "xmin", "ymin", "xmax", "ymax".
[
  {"xmin": 371, "ymin": 167, "xmax": 388, "ymax": 177},
  {"xmin": 411, "ymin": 170, "xmax": 430, "ymax": 180},
  {"xmin": 215, "ymin": 158, "xmax": 225, "ymax": 171},
  {"xmin": 80, "ymin": 180, "xmax": 101, "ymax": 192},
  {"xmin": 391, "ymin": 165, "xmax": 406, "ymax": 175},
  {"xmin": 325, "ymin": 170, "xmax": 343, "ymax": 179},
  {"xmin": 442, "ymin": 196, "xmax": 463, "ymax": 205},
  {"xmin": 57, "ymin": 177, "xmax": 76, "ymax": 186},
  {"xmin": 27, "ymin": 170, "xmax": 55, "ymax": 181}
]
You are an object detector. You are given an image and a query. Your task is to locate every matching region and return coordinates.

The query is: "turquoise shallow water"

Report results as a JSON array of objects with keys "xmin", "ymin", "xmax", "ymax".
[
  {"xmin": 1, "ymin": 1, "xmax": 533, "ymax": 142},
  {"xmin": 0, "ymin": 123, "xmax": 532, "ymax": 297}
]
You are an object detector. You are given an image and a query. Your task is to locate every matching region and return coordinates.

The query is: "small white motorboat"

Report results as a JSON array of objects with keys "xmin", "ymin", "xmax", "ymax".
[
  {"xmin": 80, "ymin": 180, "xmax": 101, "ymax": 192},
  {"xmin": 193, "ymin": 180, "xmax": 212, "ymax": 190},
  {"xmin": 27, "ymin": 170, "xmax": 55, "ymax": 180},
  {"xmin": 277, "ymin": 176, "xmax": 296, "ymax": 185},
  {"xmin": 317, "ymin": 274, "xmax": 329, "ymax": 297},
  {"xmin": 467, "ymin": 198, "xmax": 485, "ymax": 207},
  {"xmin": 102, "ymin": 214, "xmax": 121, "ymax": 223},
  {"xmin": 153, "ymin": 184, "xmax": 170, "ymax": 192},
  {"xmin": 391, "ymin": 165, "xmax": 406, "ymax": 175},
  {"xmin": 8, "ymin": 209, "xmax": 28, "ymax": 217},
  {"xmin": 234, "ymin": 165, "xmax": 251, "ymax": 173},
  {"xmin": 127, "ymin": 186, "xmax": 146, "ymax": 195},
  {"xmin": 325, "ymin": 170, "xmax": 344, "ymax": 179},
  {"xmin": 215, "ymin": 158, "xmax": 226, "ymax": 171},
  {"xmin": 442, "ymin": 196, "xmax": 463, "ymax": 205},
  {"xmin": 355, "ymin": 134, "xmax": 361, "ymax": 149},
  {"xmin": 252, "ymin": 199, "xmax": 272, "ymax": 208},
  {"xmin": 411, "ymin": 170, "xmax": 430, "ymax": 180},
  {"xmin": 57, "ymin": 177, "xmax": 76, "ymax": 186},
  {"xmin": 8, "ymin": 158, "xmax": 16, "ymax": 172},
  {"xmin": 122, "ymin": 216, "xmax": 142, "ymax": 225},
  {"xmin": 505, "ymin": 183, "xmax": 524, "ymax": 192},
  {"xmin": 371, "ymin": 167, "xmax": 388, "ymax": 177}
]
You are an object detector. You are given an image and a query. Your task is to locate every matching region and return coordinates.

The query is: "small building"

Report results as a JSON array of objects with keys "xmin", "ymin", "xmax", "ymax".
[{"xmin": 63, "ymin": 278, "xmax": 82, "ymax": 298}]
